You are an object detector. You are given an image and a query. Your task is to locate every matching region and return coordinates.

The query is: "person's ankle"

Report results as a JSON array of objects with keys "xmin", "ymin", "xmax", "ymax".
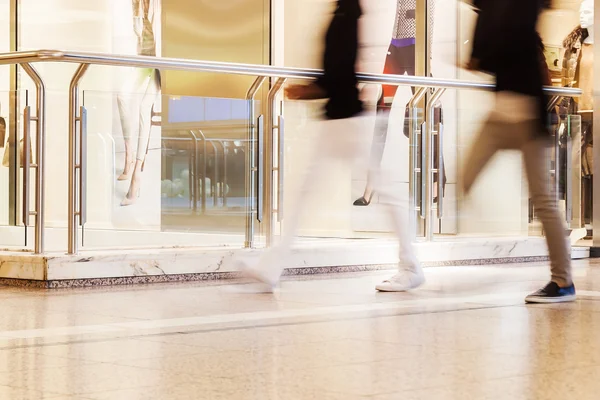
[{"xmin": 552, "ymin": 280, "xmax": 574, "ymax": 288}]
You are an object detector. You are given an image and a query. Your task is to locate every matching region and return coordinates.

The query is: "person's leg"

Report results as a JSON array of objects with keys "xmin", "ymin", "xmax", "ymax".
[
  {"xmin": 242, "ymin": 116, "xmax": 369, "ymax": 286},
  {"xmin": 462, "ymin": 118, "xmax": 504, "ymax": 196},
  {"xmin": 371, "ymin": 155, "xmax": 424, "ymax": 291},
  {"xmin": 122, "ymin": 69, "xmax": 161, "ymax": 206},
  {"xmin": 372, "ymin": 114, "xmax": 505, "ymax": 292},
  {"xmin": 522, "ymin": 133, "xmax": 575, "ymax": 303}
]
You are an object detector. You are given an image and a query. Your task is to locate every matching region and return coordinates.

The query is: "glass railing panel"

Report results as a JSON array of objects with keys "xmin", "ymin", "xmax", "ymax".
[
  {"xmin": 440, "ymin": 1, "xmax": 581, "ymax": 242},
  {"xmin": 278, "ymin": 86, "xmax": 426, "ymax": 242},
  {"xmin": 431, "ymin": 86, "xmax": 558, "ymax": 241},
  {"xmin": 80, "ymin": 88, "xmax": 259, "ymax": 250}
]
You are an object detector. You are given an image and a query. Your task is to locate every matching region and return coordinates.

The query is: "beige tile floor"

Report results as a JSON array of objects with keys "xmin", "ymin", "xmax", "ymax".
[{"xmin": 0, "ymin": 259, "xmax": 600, "ymax": 399}]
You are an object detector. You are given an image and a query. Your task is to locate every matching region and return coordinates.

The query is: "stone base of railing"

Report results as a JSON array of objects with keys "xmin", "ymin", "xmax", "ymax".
[{"xmin": 0, "ymin": 237, "xmax": 588, "ymax": 288}]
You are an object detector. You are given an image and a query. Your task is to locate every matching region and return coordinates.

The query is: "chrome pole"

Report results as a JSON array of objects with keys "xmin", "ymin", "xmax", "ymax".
[
  {"xmin": 437, "ymin": 122, "xmax": 445, "ymax": 219},
  {"xmin": 209, "ymin": 140, "xmax": 219, "ymax": 206},
  {"xmin": 264, "ymin": 78, "xmax": 286, "ymax": 246},
  {"xmin": 187, "ymin": 130, "xmax": 199, "ymax": 211},
  {"xmin": 21, "ymin": 106, "xmax": 31, "ymax": 232},
  {"xmin": 257, "ymin": 116, "xmax": 265, "ymax": 223},
  {"xmin": 424, "ymin": 88, "xmax": 446, "ymax": 240},
  {"xmin": 67, "ymin": 63, "xmax": 89, "ymax": 255},
  {"xmin": 407, "ymin": 87, "xmax": 427, "ymax": 238},
  {"xmin": 20, "ymin": 63, "xmax": 46, "ymax": 254},
  {"xmin": 276, "ymin": 115, "xmax": 285, "ymax": 222},
  {"xmin": 547, "ymin": 96, "xmax": 561, "ymax": 201},
  {"xmin": 196, "ymin": 129, "xmax": 208, "ymax": 213},
  {"xmin": 79, "ymin": 106, "xmax": 88, "ymax": 228},
  {"xmin": 245, "ymin": 76, "xmax": 265, "ymax": 248}
]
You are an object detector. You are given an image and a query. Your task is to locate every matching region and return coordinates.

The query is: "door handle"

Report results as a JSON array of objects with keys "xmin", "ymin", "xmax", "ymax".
[
  {"xmin": 420, "ymin": 121, "xmax": 426, "ymax": 219},
  {"xmin": 257, "ymin": 115, "xmax": 264, "ymax": 223},
  {"xmin": 79, "ymin": 106, "xmax": 87, "ymax": 226},
  {"xmin": 22, "ymin": 106, "xmax": 31, "ymax": 227},
  {"xmin": 437, "ymin": 122, "xmax": 444, "ymax": 219},
  {"xmin": 277, "ymin": 115, "xmax": 285, "ymax": 222}
]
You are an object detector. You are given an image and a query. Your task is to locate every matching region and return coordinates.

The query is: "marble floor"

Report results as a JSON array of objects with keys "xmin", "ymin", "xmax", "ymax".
[{"xmin": 1, "ymin": 260, "xmax": 600, "ymax": 399}]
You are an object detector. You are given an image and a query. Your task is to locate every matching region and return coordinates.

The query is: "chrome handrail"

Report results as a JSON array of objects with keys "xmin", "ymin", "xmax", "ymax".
[{"xmin": 0, "ymin": 50, "xmax": 582, "ymax": 96}]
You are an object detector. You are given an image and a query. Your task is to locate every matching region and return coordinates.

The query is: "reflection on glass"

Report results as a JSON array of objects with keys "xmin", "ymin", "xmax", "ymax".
[
  {"xmin": 0, "ymin": 90, "xmax": 31, "ymax": 249},
  {"xmin": 82, "ymin": 90, "xmax": 254, "ymax": 249}
]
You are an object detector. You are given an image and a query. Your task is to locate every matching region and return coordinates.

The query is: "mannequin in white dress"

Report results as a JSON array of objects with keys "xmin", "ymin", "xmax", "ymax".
[{"xmin": 118, "ymin": 0, "xmax": 162, "ymax": 206}]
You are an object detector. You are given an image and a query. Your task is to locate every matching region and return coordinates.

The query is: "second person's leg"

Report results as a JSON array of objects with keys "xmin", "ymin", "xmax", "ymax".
[{"xmin": 522, "ymin": 134, "xmax": 575, "ymax": 303}]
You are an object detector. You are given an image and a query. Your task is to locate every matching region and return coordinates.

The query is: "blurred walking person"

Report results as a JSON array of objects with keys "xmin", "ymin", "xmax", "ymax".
[
  {"xmin": 240, "ymin": 0, "xmax": 425, "ymax": 292},
  {"xmin": 464, "ymin": 0, "xmax": 575, "ymax": 302}
]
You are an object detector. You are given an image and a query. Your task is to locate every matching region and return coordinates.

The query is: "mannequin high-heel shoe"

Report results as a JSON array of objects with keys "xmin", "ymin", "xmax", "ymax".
[
  {"xmin": 353, "ymin": 192, "xmax": 374, "ymax": 206},
  {"xmin": 120, "ymin": 188, "xmax": 140, "ymax": 207},
  {"xmin": 118, "ymin": 160, "xmax": 135, "ymax": 181}
]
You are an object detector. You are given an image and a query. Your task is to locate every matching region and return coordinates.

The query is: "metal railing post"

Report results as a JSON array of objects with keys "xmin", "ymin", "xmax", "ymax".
[
  {"xmin": 547, "ymin": 96, "xmax": 561, "ymax": 201},
  {"xmin": 264, "ymin": 78, "xmax": 286, "ymax": 246},
  {"xmin": 20, "ymin": 63, "xmax": 46, "ymax": 254},
  {"xmin": 424, "ymin": 88, "xmax": 446, "ymax": 241},
  {"xmin": 68, "ymin": 63, "xmax": 89, "ymax": 255},
  {"xmin": 187, "ymin": 130, "xmax": 199, "ymax": 211},
  {"xmin": 195, "ymin": 129, "xmax": 208, "ymax": 214},
  {"xmin": 245, "ymin": 76, "xmax": 265, "ymax": 248},
  {"xmin": 276, "ymin": 115, "xmax": 285, "ymax": 222}
]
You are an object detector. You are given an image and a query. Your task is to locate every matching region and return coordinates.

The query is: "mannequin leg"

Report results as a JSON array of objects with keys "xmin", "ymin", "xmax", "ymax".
[
  {"xmin": 135, "ymin": 70, "xmax": 161, "ymax": 161},
  {"xmin": 116, "ymin": 69, "xmax": 149, "ymax": 181},
  {"xmin": 354, "ymin": 43, "xmax": 416, "ymax": 206},
  {"xmin": 354, "ymin": 98, "xmax": 394, "ymax": 206},
  {"xmin": 122, "ymin": 69, "xmax": 161, "ymax": 206},
  {"xmin": 116, "ymin": 92, "xmax": 135, "ymax": 181}
]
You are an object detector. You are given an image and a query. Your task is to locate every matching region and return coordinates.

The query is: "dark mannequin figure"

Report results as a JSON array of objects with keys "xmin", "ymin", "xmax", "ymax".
[{"xmin": 354, "ymin": 0, "xmax": 446, "ymax": 207}]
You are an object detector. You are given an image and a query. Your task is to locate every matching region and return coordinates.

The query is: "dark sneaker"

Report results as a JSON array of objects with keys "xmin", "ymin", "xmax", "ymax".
[{"xmin": 525, "ymin": 281, "xmax": 576, "ymax": 304}]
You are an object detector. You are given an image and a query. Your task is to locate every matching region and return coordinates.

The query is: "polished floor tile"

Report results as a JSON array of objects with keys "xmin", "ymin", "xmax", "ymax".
[
  {"xmin": 0, "ymin": 259, "xmax": 600, "ymax": 398},
  {"xmin": 0, "ymin": 384, "xmax": 67, "ymax": 400}
]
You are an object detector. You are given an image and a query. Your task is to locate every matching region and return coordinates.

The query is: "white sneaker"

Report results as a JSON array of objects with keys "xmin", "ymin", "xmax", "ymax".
[
  {"xmin": 239, "ymin": 250, "xmax": 284, "ymax": 289},
  {"xmin": 376, "ymin": 269, "xmax": 425, "ymax": 292}
]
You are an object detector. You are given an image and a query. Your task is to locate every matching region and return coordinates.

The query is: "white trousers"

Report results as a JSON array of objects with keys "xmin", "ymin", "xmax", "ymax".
[{"xmin": 259, "ymin": 113, "xmax": 419, "ymax": 281}]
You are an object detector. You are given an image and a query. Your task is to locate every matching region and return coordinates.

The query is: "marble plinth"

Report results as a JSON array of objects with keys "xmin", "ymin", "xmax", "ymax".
[{"xmin": 0, "ymin": 237, "xmax": 589, "ymax": 288}]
